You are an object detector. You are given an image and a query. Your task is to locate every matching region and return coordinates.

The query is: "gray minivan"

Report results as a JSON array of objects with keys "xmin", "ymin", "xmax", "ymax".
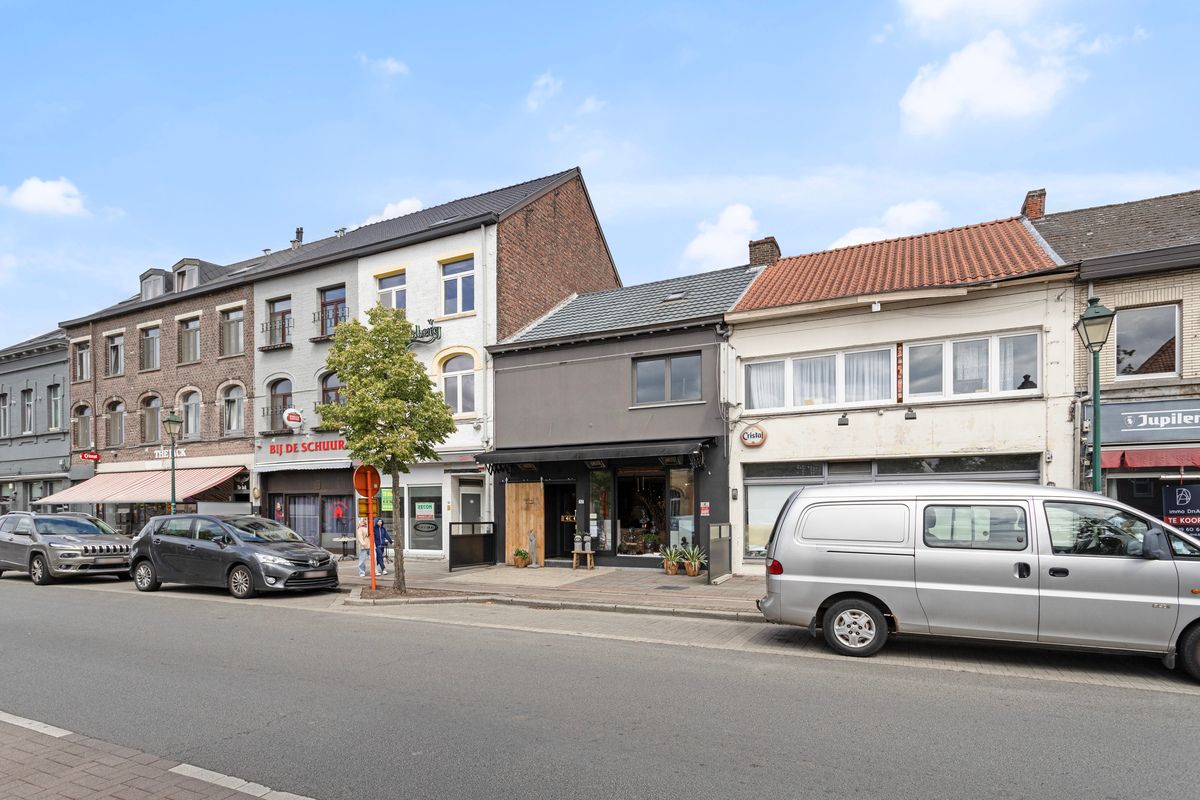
[{"xmin": 758, "ymin": 482, "xmax": 1200, "ymax": 680}]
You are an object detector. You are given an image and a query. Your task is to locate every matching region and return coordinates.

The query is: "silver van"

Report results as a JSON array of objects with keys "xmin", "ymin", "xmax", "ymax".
[{"xmin": 758, "ymin": 482, "xmax": 1200, "ymax": 680}]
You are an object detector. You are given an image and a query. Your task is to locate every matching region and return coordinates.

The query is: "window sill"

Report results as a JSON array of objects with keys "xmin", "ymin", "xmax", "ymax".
[
  {"xmin": 259, "ymin": 428, "xmax": 294, "ymax": 437},
  {"xmin": 139, "ymin": 367, "xmax": 161, "ymax": 374},
  {"xmin": 433, "ymin": 311, "xmax": 477, "ymax": 323},
  {"xmin": 222, "ymin": 431, "xmax": 248, "ymax": 438},
  {"xmin": 71, "ymin": 379, "xmax": 92, "ymax": 385},
  {"xmin": 178, "ymin": 360, "xmax": 201, "ymax": 367},
  {"xmin": 906, "ymin": 391, "xmax": 1042, "ymax": 406},
  {"xmin": 309, "ymin": 335, "xmax": 335, "ymax": 344},
  {"xmin": 1109, "ymin": 374, "xmax": 1181, "ymax": 386},
  {"xmin": 258, "ymin": 342, "xmax": 293, "ymax": 352},
  {"xmin": 218, "ymin": 352, "xmax": 246, "ymax": 360},
  {"xmin": 628, "ymin": 400, "xmax": 706, "ymax": 410},
  {"xmin": 104, "ymin": 373, "xmax": 125, "ymax": 379}
]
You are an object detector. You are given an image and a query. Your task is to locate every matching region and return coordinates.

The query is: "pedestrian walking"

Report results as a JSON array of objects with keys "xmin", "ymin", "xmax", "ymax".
[
  {"xmin": 374, "ymin": 517, "xmax": 392, "ymax": 575},
  {"xmin": 356, "ymin": 517, "xmax": 372, "ymax": 578}
]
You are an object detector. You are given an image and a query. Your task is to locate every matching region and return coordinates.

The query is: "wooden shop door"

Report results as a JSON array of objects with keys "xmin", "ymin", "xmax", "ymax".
[{"xmin": 505, "ymin": 482, "xmax": 544, "ymax": 564}]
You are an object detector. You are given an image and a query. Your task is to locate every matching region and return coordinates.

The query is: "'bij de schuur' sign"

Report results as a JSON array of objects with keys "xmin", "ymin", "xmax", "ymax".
[{"xmin": 1089, "ymin": 398, "xmax": 1200, "ymax": 445}]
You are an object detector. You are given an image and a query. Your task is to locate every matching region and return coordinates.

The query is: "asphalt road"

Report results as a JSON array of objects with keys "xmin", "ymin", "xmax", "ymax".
[{"xmin": 1, "ymin": 575, "xmax": 1197, "ymax": 800}]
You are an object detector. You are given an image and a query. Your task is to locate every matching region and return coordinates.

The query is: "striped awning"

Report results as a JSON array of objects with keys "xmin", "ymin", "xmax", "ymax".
[{"xmin": 33, "ymin": 466, "xmax": 245, "ymax": 505}]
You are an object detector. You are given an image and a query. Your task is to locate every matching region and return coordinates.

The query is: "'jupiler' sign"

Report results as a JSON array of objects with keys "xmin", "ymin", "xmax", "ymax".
[{"xmin": 1086, "ymin": 398, "xmax": 1200, "ymax": 445}]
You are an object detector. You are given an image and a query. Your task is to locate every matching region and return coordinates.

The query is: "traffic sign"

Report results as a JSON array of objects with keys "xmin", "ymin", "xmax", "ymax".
[{"xmin": 353, "ymin": 464, "xmax": 381, "ymax": 497}]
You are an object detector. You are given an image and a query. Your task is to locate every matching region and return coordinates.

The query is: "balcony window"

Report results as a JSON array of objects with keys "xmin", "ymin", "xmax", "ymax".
[
  {"xmin": 269, "ymin": 379, "xmax": 293, "ymax": 430},
  {"xmin": 321, "ymin": 373, "xmax": 346, "ymax": 406},
  {"xmin": 318, "ymin": 286, "xmax": 347, "ymax": 336},
  {"xmin": 266, "ymin": 297, "xmax": 293, "ymax": 345}
]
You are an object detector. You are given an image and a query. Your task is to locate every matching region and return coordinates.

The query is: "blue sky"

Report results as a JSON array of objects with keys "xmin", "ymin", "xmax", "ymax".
[{"xmin": 1, "ymin": 0, "xmax": 1197, "ymax": 343}]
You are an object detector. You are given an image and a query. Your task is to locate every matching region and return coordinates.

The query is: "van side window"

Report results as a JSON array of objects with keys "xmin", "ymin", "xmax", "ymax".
[
  {"xmin": 923, "ymin": 505, "xmax": 1027, "ymax": 551},
  {"xmin": 1044, "ymin": 502, "xmax": 1149, "ymax": 557},
  {"xmin": 1170, "ymin": 534, "xmax": 1200, "ymax": 558}
]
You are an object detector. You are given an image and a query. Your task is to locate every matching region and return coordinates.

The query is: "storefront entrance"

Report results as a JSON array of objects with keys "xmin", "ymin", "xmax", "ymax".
[{"xmin": 544, "ymin": 483, "xmax": 577, "ymax": 559}]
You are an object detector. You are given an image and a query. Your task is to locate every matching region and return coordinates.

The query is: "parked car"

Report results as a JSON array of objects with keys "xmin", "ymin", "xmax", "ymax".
[
  {"xmin": 758, "ymin": 482, "xmax": 1200, "ymax": 681},
  {"xmin": 0, "ymin": 511, "xmax": 132, "ymax": 584},
  {"xmin": 130, "ymin": 514, "xmax": 339, "ymax": 599}
]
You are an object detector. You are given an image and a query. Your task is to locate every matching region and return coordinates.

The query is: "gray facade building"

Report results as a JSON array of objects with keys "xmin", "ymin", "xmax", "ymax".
[{"xmin": 0, "ymin": 330, "xmax": 90, "ymax": 512}]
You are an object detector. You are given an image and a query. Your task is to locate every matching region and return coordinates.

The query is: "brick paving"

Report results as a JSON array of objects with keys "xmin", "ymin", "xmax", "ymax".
[{"xmin": 0, "ymin": 716, "xmax": 312, "ymax": 800}]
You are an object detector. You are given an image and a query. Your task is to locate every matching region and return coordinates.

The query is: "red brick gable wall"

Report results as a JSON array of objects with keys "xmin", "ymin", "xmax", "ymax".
[{"xmin": 496, "ymin": 175, "xmax": 620, "ymax": 340}]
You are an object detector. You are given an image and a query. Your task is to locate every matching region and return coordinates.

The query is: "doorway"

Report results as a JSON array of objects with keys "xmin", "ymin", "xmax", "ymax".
[{"xmin": 544, "ymin": 483, "xmax": 578, "ymax": 559}]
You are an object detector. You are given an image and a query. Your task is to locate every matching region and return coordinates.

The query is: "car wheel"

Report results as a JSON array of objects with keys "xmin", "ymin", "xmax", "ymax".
[
  {"xmin": 29, "ymin": 554, "xmax": 54, "ymax": 586},
  {"xmin": 1179, "ymin": 624, "xmax": 1200, "ymax": 682},
  {"xmin": 133, "ymin": 560, "xmax": 161, "ymax": 592},
  {"xmin": 822, "ymin": 598, "xmax": 888, "ymax": 657},
  {"xmin": 228, "ymin": 565, "xmax": 256, "ymax": 599}
]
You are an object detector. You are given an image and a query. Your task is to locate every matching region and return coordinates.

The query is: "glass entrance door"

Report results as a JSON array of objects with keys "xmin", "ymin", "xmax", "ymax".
[
  {"xmin": 287, "ymin": 495, "xmax": 320, "ymax": 545},
  {"xmin": 616, "ymin": 468, "xmax": 666, "ymax": 558}
]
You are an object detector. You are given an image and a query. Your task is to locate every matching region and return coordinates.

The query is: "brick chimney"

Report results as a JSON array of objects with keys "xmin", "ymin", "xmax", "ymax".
[
  {"xmin": 1021, "ymin": 189, "xmax": 1046, "ymax": 220},
  {"xmin": 749, "ymin": 236, "xmax": 781, "ymax": 266}
]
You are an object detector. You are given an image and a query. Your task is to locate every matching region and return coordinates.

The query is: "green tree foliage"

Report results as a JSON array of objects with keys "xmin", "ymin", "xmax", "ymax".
[{"xmin": 317, "ymin": 305, "xmax": 456, "ymax": 592}]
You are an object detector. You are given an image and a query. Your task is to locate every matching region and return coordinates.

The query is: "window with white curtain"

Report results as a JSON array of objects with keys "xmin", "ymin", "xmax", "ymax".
[
  {"xmin": 746, "ymin": 361, "xmax": 785, "ymax": 409},
  {"xmin": 845, "ymin": 349, "xmax": 892, "ymax": 402},
  {"xmin": 793, "ymin": 355, "xmax": 836, "ymax": 406},
  {"xmin": 746, "ymin": 347, "xmax": 895, "ymax": 410},
  {"xmin": 905, "ymin": 331, "xmax": 1041, "ymax": 400}
]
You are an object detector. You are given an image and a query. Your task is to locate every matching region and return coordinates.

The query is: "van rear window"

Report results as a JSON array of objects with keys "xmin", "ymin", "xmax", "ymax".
[{"xmin": 800, "ymin": 503, "xmax": 908, "ymax": 543}]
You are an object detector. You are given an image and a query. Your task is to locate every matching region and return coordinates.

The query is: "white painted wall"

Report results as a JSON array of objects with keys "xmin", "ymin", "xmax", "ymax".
[{"xmin": 726, "ymin": 279, "xmax": 1078, "ymax": 574}]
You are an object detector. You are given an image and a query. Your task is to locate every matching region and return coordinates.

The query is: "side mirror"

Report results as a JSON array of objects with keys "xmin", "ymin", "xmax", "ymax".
[
  {"xmin": 214, "ymin": 534, "xmax": 231, "ymax": 547},
  {"xmin": 1142, "ymin": 529, "xmax": 1170, "ymax": 560}
]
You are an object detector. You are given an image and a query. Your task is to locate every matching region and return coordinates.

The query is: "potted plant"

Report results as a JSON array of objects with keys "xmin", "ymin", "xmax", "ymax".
[
  {"xmin": 661, "ymin": 545, "xmax": 682, "ymax": 575},
  {"xmin": 679, "ymin": 544, "xmax": 708, "ymax": 577},
  {"xmin": 513, "ymin": 548, "xmax": 531, "ymax": 568}
]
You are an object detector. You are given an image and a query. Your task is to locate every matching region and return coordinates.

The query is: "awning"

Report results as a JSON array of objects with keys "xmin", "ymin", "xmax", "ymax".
[
  {"xmin": 1102, "ymin": 448, "xmax": 1200, "ymax": 470},
  {"xmin": 476, "ymin": 439, "xmax": 712, "ymax": 465},
  {"xmin": 254, "ymin": 460, "xmax": 353, "ymax": 474},
  {"xmin": 33, "ymin": 466, "xmax": 245, "ymax": 505}
]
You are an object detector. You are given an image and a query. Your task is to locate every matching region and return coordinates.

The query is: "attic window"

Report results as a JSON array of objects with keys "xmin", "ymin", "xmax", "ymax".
[
  {"xmin": 175, "ymin": 266, "xmax": 197, "ymax": 291},
  {"xmin": 661, "ymin": 291, "xmax": 689, "ymax": 303},
  {"xmin": 140, "ymin": 275, "xmax": 164, "ymax": 301}
]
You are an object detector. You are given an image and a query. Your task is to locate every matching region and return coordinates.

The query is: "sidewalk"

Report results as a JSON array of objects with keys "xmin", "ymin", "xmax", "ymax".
[
  {"xmin": 0, "ymin": 712, "xmax": 314, "ymax": 800},
  {"xmin": 337, "ymin": 557, "xmax": 764, "ymax": 617}
]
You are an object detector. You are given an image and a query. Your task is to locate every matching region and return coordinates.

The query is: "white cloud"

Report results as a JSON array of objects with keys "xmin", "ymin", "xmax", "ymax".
[
  {"xmin": 360, "ymin": 198, "xmax": 423, "ymax": 227},
  {"xmin": 829, "ymin": 200, "xmax": 947, "ymax": 248},
  {"xmin": 900, "ymin": 0, "xmax": 1044, "ymax": 31},
  {"xmin": 900, "ymin": 30, "xmax": 1071, "ymax": 136},
  {"xmin": 525, "ymin": 71, "xmax": 562, "ymax": 111},
  {"xmin": 577, "ymin": 96, "xmax": 606, "ymax": 115},
  {"xmin": 682, "ymin": 204, "xmax": 759, "ymax": 271},
  {"xmin": 355, "ymin": 53, "xmax": 410, "ymax": 77},
  {"xmin": 0, "ymin": 177, "xmax": 88, "ymax": 215}
]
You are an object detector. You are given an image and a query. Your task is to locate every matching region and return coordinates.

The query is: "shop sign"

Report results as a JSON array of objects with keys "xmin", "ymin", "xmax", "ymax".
[
  {"xmin": 413, "ymin": 521, "xmax": 438, "ymax": 533},
  {"xmin": 80, "ymin": 451, "xmax": 102, "ymax": 463},
  {"xmin": 283, "ymin": 408, "xmax": 304, "ymax": 430},
  {"xmin": 152, "ymin": 447, "xmax": 186, "ymax": 459},
  {"xmin": 700, "ymin": 501, "xmax": 711, "ymax": 517},
  {"xmin": 267, "ymin": 438, "xmax": 346, "ymax": 457},
  {"xmin": 1163, "ymin": 485, "xmax": 1200, "ymax": 536},
  {"xmin": 414, "ymin": 501, "xmax": 436, "ymax": 519},
  {"xmin": 407, "ymin": 320, "xmax": 442, "ymax": 349},
  {"xmin": 1088, "ymin": 399, "xmax": 1200, "ymax": 445},
  {"xmin": 740, "ymin": 425, "xmax": 767, "ymax": 447}
]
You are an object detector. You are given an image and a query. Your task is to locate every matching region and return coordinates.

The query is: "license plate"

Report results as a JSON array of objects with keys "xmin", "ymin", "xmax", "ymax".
[
  {"xmin": 95, "ymin": 558, "xmax": 125, "ymax": 565},
  {"xmin": 302, "ymin": 570, "xmax": 330, "ymax": 579}
]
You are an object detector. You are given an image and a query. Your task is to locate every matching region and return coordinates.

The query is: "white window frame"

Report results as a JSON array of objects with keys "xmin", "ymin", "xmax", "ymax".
[
  {"xmin": 903, "ymin": 330, "xmax": 1043, "ymax": 403},
  {"xmin": 441, "ymin": 355, "xmax": 476, "ymax": 416},
  {"xmin": 743, "ymin": 346, "xmax": 897, "ymax": 412},
  {"xmin": 47, "ymin": 385, "xmax": 61, "ymax": 431},
  {"xmin": 140, "ymin": 326, "xmax": 160, "ymax": 371},
  {"xmin": 179, "ymin": 318, "xmax": 201, "ymax": 364},
  {"xmin": 175, "ymin": 266, "xmax": 197, "ymax": 291},
  {"xmin": 141, "ymin": 275, "xmax": 164, "ymax": 300},
  {"xmin": 74, "ymin": 343, "xmax": 91, "ymax": 381},
  {"xmin": 220, "ymin": 308, "xmax": 245, "ymax": 356},
  {"xmin": 377, "ymin": 272, "xmax": 407, "ymax": 310},
  {"xmin": 181, "ymin": 392, "xmax": 202, "ymax": 439},
  {"xmin": 222, "ymin": 385, "xmax": 244, "ymax": 434},
  {"xmin": 0, "ymin": 394, "xmax": 8, "ymax": 437},
  {"xmin": 1113, "ymin": 304, "xmax": 1180, "ymax": 381},
  {"xmin": 20, "ymin": 389, "xmax": 33, "ymax": 434},
  {"xmin": 441, "ymin": 256, "xmax": 475, "ymax": 316}
]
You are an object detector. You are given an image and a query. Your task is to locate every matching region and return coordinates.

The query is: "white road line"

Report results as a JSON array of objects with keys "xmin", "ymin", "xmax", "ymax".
[
  {"xmin": 0, "ymin": 709, "xmax": 73, "ymax": 737},
  {"xmin": 168, "ymin": 763, "xmax": 318, "ymax": 799}
]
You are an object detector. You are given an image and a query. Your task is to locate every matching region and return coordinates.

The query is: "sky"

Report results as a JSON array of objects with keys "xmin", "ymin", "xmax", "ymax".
[{"xmin": 1, "ymin": 0, "xmax": 1198, "ymax": 344}]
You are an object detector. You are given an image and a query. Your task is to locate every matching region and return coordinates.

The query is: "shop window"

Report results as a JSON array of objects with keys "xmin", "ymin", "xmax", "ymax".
[
  {"xmin": 441, "ymin": 257, "xmax": 475, "ymax": 316},
  {"xmin": 142, "ymin": 396, "xmax": 161, "ymax": 443},
  {"xmin": 318, "ymin": 286, "xmax": 347, "ymax": 336},
  {"xmin": 269, "ymin": 379, "xmax": 293, "ymax": 430},
  {"xmin": 220, "ymin": 308, "xmax": 245, "ymax": 356},
  {"xmin": 140, "ymin": 326, "xmax": 160, "ymax": 370},
  {"xmin": 634, "ymin": 353, "xmax": 701, "ymax": 405},
  {"xmin": 73, "ymin": 405, "xmax": 92, "ymax": 448},
  {"xmin": 1131, "ymin": 478, "xmax": 1154, "ymax": 499},
  {"xmin": 668, "ymin": 469, "xmax": 696, "ymax": 549},
  {"xmin": 589, "ymin": 470, "xmax": 613, "ymax": 551},
  {"xmin": 21, "ymin": 389, "xmax": 33, "ymax": 434},
  {"xmin": 1115, "ymin": 305, "xmax": 1178, "ymax": 378},
  {"xmin": 322, "ymin": 497, "xmax": 354, "ymax": 543},
  {"xmin": 179, "ymin": 317, "xmax": 201, "ymax": 364},
  {"xmin": 47, "ymin": 384, "xmax": 61, "ymax": 431},
  {"xmin": 321, "ymin": 373, "xmax": 346, "ymax": 406},
  {"xmin": 377, "ymin": 273, "xmax": 406, "ymax": 310},
  {"xmin": 287, "ymin": 495, "xmax": 320, "ymax": 545},
  {"xmin": 744, "ymin": 484, "xmax": 796, "ymax": 558},
  {"xmin": 616, "ymin": 468, "xmax": 667, "ymax": 556},
  {"xmin": 106, "ymin": 333, "xmax": 124, "ymax": 376},
  {"xmin": 408, "ymin": 487, "xmax": 443, "ymax": 551},
  {"xmin": 107, "ymin": 401, "xmax": 125, "ymax": 446},
  {"xmin": 73, "ymin": 341, "xmax": 91, "ymax": 381},
  {"xmin": 267, "ymin": 297, "xmax": 292, "ymax": 345},
  {"xmin": 222, "ymin": 385, "xmax": 244, "ymax": 434},
  {"xmin": 441, "ymin": 355, "xmax": 475, "ymax": 415},
  {"xmin": 181, "ymin": 391, "xmax": 201, "ymax": 439}
]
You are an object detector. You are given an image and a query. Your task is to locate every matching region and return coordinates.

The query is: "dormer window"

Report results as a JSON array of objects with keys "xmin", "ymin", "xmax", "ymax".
[
  {"xmin": 141, "ymin": 275, "xmax": 164, "ymax": 300},
  {"xmin": 175, "ymin": 267, "xmax": 197, "ymax": 292}
]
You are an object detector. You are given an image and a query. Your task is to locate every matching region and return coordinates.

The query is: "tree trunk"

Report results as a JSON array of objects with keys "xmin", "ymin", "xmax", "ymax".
[{"xmin": 391, "ymin": 462, "xmax": 407, "ymax": 593}]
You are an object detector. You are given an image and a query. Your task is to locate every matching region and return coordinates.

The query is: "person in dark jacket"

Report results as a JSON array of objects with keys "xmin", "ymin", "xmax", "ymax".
[{"xmin": 374, "ymin": 517, "xmax": 393, "ymax": 576}]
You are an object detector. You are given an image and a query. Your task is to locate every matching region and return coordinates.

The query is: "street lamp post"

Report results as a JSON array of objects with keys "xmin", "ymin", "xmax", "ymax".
[
  {"xmin": 161, "ymin": 412, "xmax": 183, "ymax": 514},
  {"xmin": 1075, "ymin": 297, "xmax": 1116, "ymax": 494}
]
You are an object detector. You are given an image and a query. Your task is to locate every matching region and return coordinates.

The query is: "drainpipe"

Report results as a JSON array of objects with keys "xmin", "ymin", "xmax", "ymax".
[{"xmin": 479, "ymin": 222, "xmax": 492, "ymax": 521}]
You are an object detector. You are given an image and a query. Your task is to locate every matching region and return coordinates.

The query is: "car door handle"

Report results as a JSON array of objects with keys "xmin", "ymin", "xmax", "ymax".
[
  {"xmin": 1048, "ymin": 567, "xmax": 1070, "ymax": 577},
  {"xmin": 152, "ymin": 538, "xmax": 162, "ymax": 545},
  {"xmin": 186, "ymin": 545, "xmax": 196, "ymax": 552},
  {"xmin": 1015, "ymin": 562, "xmax": 1031, "ymax": 579}
]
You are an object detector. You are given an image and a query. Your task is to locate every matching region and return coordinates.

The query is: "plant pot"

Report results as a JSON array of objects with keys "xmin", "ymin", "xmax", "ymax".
[
  {"xmin": 514, "ymin": 556, "xmax": 530, "ymax": 568},
  {"xmin": 684, "ymin": 562, "xmax": 701, "ymax": 577},
  {"xmin": 663, "ymin": 560, "xmax": 679, "ymax": 575}
]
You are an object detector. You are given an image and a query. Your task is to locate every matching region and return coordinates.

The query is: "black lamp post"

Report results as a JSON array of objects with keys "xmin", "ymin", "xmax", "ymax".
[
  {"xmin": 1075, "ymin": 297, "xmax": 1116, "ymax": 493},
  {"xmin": 161, "ymin": 411, "xmax": 183, "ymax": 513}
]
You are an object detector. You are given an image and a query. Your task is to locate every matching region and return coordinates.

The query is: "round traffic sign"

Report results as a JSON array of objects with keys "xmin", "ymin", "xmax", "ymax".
[{"xmin": 353, "ymin": 464, "xmax": 381, "ymax": 497}]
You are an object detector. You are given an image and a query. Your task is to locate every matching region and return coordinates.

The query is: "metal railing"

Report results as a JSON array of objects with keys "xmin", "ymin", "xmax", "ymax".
[
  {"xmin": 312, "ymin": 306, "xmax": 348, "ymax": 337},
  {"xmin": 260, "ymin": 317, "xmax": 294, "ymax": 345}
]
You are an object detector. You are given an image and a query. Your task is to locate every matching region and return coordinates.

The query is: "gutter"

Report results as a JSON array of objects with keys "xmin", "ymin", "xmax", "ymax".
[{"xmin": 488, "ymin": 315, "xmax": 727, "ymax": 355}]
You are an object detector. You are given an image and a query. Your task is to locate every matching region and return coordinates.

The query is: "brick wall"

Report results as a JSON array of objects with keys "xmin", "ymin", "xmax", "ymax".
[
  {"xmin": 495, "ymin": 175, "xmax": 620, "ymax": 340},
  {"xmin": 64, "ymin": 284, "xmax": 255, "ymax": 462},
  {"xmin": 1074, "ymin": 267, "xmax": 1200, "ymax": 396}
]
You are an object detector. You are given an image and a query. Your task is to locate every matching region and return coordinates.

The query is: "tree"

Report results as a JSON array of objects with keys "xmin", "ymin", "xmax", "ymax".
[{"xmin": 316, "ymin": 305, "xmax": 456, "ymax": 592}]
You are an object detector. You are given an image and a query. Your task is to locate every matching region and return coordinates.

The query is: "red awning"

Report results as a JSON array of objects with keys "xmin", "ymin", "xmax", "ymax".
[
  {"xmin": 1101, "ymin": 448, "xmax": 1200, "ymax": 469},
  {"xmin": 33, "ymin": 466, "xmax": 245, "ymax": 505}
]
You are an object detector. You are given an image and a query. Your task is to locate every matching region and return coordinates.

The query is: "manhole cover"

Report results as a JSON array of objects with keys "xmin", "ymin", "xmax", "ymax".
[{"xmin": 657, "ymin": 585, "xmax": 687, "ymax": 591}]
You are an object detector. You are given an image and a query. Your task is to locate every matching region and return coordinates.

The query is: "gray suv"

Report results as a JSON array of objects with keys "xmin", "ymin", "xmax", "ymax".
[{"xmin": 0, "ymin": 512, "xmax": 132, "ymax": 584}]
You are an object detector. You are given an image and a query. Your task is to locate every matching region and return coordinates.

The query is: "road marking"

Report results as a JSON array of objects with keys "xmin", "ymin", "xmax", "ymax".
[
  {"xmin": 0, "ymin": 709, "xmax": 72, "ymax": 738},
  {"xmin": 170, "ymin": 763, "xmax": 318, "ymax": 799}
]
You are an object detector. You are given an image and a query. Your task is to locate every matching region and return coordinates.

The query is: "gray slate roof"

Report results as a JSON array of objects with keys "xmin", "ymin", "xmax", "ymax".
[
  {"xmin": 0, "ymin": 329, "xmax": 66, "ymax": 360},
  {"xmin": 1032, "ymin": 189, "xmax": 1200, "ymax": 262},
  {"xmin": 506, "ymin": 264, "xmax": 760, "ymax": 345},
  {"xmin": 60, "ymin": 168, "xmax": 581, "ymax": 328}
]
